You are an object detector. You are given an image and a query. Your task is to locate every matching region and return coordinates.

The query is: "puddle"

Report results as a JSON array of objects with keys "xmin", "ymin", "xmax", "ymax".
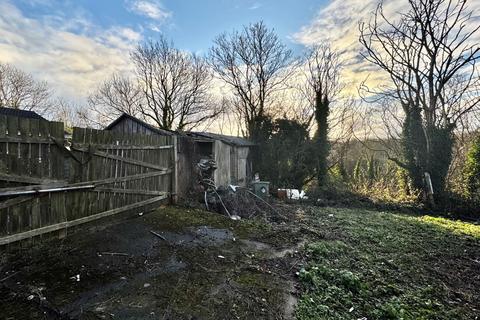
[
  {"xmin": 240, "ymin": 239, "xmax": 306, "ymax": 259},
  {"xmin": 191, "ymin": 226, "xmax": 233, "ymax": 245},
  {"xmin": 151, "ymin": 226, "xmax": 233, "ymax": 247}
]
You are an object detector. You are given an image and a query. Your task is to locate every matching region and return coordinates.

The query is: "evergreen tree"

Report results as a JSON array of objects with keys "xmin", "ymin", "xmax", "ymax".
[{"xmin": 464, "ymin": 135, "xmax": 480, "ymax": 200}]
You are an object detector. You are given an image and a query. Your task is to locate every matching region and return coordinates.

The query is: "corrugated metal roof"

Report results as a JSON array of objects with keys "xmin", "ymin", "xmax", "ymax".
[
  {"xmin": 0, "ymin": 107, "xmax": 46, "ymax": 120},
  {"xmin": 190, "ymin": 131, "xmax": 256, "ymax": 147}
]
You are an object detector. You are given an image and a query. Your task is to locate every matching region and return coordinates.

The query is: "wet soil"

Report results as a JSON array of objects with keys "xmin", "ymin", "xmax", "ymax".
[{"xmin": 0, "ymin": 206, "xmax": 304, "ymax": 320}]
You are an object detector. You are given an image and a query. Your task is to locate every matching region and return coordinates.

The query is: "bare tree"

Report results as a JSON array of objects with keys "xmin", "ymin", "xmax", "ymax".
[
  {"xmin": 359, "ymin": 0, "xmax": 480, "ymax": 199},
  {"xmin": 302, "ymin": 44, "xmax": 343, "ymax": 186},
  {"xmin": 53, "ymin": 98, "xmax": 82, "ymax": 130},
  {"xmin": 131, "ymin": 37, "xmax": 220, "ymax": 131},
  {"xmin": 0, "ymin": 62, "xmax": 52, "ymax": 114},
  {"xmin": 209, "ymin": 21, "xmax": 294, "ymax": 139},
  {"xmin": 302, "ymin": 44, "xmax": 343, "ymax": 126},
  {"xmin": 86, "ymin": 74, "xmax": 143, "ymax": 126}
]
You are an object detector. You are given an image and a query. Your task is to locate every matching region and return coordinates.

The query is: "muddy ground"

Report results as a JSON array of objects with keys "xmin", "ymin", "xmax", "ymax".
[{"xmin": 0, "ymin": 206, "xmax": 305, "ymax": 320}]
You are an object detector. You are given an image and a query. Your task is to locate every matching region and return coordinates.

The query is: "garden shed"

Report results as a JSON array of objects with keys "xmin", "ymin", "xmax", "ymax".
[
  {"xmin": 187, "ymin": 132, "xmax": 255, "ymax": 187},
  {"xmin": 104, "ymin": 114, "xmax": 194, "ymax": 199},
  {"xmin": 105, "ymin": 113, "xmax": 256, "ymax": 194}
]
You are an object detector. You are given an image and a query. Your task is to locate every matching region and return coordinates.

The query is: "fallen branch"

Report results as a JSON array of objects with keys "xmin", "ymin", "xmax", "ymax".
[
  {"xmin": 150, "ymin": 230, "xmax": 167, "ymax": 242},
  {"xmin": 0, "ymin": 271, "xmax": 20, "ymax": 283},
  {"xmin": 239, "ymin": 186, "xmax": 287, "ymax": 220},
  {"xmin": 98, "ymin": 252, "xmax": 129, "ymax": 257}
]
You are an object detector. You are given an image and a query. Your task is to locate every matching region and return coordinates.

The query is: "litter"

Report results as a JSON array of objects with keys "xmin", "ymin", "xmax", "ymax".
[
  {"xmin": 278, "ymin": 189, "xmax": 308, "ymax": 200},
  {"xmin": 70, "ymin": 274, "xmax": 80, "ymax": 282}
]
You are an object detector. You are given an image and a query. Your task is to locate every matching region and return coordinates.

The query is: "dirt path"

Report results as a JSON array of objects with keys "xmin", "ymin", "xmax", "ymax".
[{"xmin": 0, "ymin": 206, "xmax": 303, "ymax": 320}]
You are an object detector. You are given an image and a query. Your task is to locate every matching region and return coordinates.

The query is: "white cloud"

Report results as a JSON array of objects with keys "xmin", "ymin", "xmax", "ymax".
[
  {"xmin": 128, "ymin": 0, "xmax": 171, "ymax": 21},
  {"xmin": 0, "ymin": 1, "xmax": 141, "ymax": 103},
  {"xmin": 149, "ymin": 24, "xmax": 161, "ymax": 32},
  {"xmin": 293, "ymin": 0, "xmax": 410, "ymax": 95},
  {"xmin": 293, "ymin": 0, "xmax": 480, "ymax": 96},
  {"xmin": 249, "ymin": 2, "xmax": 262, "ymax": 10}
]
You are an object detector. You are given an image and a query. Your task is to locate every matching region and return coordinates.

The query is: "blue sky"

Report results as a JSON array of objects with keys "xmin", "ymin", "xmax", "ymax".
[
  {"xmin": 2, "ymin": 0, "xmax": 478, "ymax": 105},
  {"xmin": 13, "ymin": 0, "xmax": 326, "ymax": 53},
  {"xmin": 0, "ymin": 0, "xmax": 339, "ymax": 101}
]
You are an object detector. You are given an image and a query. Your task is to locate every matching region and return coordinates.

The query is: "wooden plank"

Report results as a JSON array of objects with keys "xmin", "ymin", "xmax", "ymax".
[
  {"xmin": 39, "ymin": 119, "xmax": 50, "ymax": 178},
  {"xmin": 6, "ymin": 116, "xmax": 19, "ymax": 175},
  {"xmin": 94, "ymin": 188, "xmax": 167, "ymax": 196},
  {"xmin": 0, "ymin": 195, "xmax": 36, "ymax": 210},
  {"xmin": 0, "ymin": 115, "xmax": 7, "ymax": 138},
  {"xmin": 0, "ymin": 137, "xmax": 54, "ymax": 144},
  {"xmin": 0, "ymin": 194, "xmax": 168, "ymax": 246},
  {"xmin": 18, "ymin": 118, "xmax": 30, "ymax": 177},
  {"xmin": 39, "ymin": 194, "xmax": 49, "ymax": 232},
  {"xmin": 0, "ymin": 207, "xmax": 7, "ymax": 236},
  {"xmin": 6, "ymin": 115, "xmax": 19, "ymax": 137},
  {"xmin": 71, "ymin": 147, "xmax": 170, "ymax": 171},
  {"xmin": 0, "ymin": 184, "xmax": 94, "ymax": 197},
  {"xmin": 49, "ymin": 121, "xmax": 64, "ymax": 139},
  {"xmin": 0, "ymin": 181, "xmax": 67, "ymax": 194},
  {"xmin": 72, "ymin": 144, "xmax": 173, "ymax": 150},
  {"xmin": 29, "ymin": 119, "xmax": 40, "ymax": 178},
  {"xmin": 172, "ymin": 135, "xmax": 178, "ymax": 202},
  {"xmin": 31, "ymin": 197, "xmax": 41, "ymax": 230},
  {"xmin": 0, "ymin": 115, "xmax": 7, "ymax": 186},
  {"xmin": 65, "ymin": 170, "xmax": 171, "ymax": 188},
  {"xmin": 49, "ymin": 122, "xmax": 64, "ymax": 180},
  {"xmin": 0, "ymin": 173, "xmax": 64, "ymax": 185}
]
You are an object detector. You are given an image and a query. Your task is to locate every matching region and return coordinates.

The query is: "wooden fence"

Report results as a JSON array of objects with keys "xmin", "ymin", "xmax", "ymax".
[{"xmin": 0, "ymin": 115, "xmax": 174, "ymax": 246}]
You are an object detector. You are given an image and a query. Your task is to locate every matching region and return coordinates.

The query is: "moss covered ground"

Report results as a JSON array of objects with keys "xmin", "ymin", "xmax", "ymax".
[{"xmin": 295, "ymin": 206, "xmax": 480, "ymax": 320}]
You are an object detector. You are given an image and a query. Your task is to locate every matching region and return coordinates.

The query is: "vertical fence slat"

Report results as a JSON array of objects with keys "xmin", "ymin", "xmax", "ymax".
[{"xmin": 1, "ymin": 119, "xmax": 173, "ymax": 245}]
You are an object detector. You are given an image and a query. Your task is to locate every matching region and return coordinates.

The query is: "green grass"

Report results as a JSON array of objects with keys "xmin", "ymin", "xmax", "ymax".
[{"xmin": 295, "ymin": 207, "xmax": 480, "ymax": 320}]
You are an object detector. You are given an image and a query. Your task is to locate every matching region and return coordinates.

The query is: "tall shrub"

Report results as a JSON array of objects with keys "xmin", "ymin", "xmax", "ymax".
[{"xmin": 464, "ymin": 135, "xmax": 480, "ymax": 200}]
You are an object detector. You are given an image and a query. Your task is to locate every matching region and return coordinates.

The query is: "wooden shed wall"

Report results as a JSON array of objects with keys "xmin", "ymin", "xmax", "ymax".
[
  {"xmin": 108, "ymin": 117, "xmax": 156, "ymax": 135},
  {"xmin": 106, "ymin": 118, "xmax": 197, "ymax": 198},
  {"xmin": 176, "ymin": 136, "xmax": 197, "ymax": 197},
  {"xmin": 235, "ymin": 147, "xmax": 250, "ymax": 186},
  {"xmin": 213, "ymin": 142, "xmax": 251, "ymax": 187},
  {"xmin": 214, "ymin": 140, "xmax": 232, "ymax": 187},
  {"xmin": 107, "ymin": 118, "xmax": 253, "ymax": 189}
]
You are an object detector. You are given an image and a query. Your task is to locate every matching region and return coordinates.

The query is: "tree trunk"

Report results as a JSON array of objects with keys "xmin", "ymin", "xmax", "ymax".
[
  {"xmin": 402, "ymin": 105, "xmax": 453, "ymax": 203},
  {"xmin": 314, "ymin": 92, "xmax": 330, "ymax": 187}
]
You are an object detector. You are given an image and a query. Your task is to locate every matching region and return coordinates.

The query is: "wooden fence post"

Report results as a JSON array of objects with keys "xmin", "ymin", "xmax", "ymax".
[{"xmin": 172, "ymin": 135, "xmax": 178, "ymax": 204}]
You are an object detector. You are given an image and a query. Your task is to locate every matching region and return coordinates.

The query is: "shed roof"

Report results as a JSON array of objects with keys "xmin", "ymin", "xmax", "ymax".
[
  {"xmin": 190, "ymin": 131, "xmax": 256, "ymax": 147},
  {"xmin": 105, "ymin": 113, "xmax": 175, "ymax": 136},
  {"xmin": 105, "ymin": 113, "xmax": 255, "ymax": 146},
  {"xmin": 0, "ymin": 107, "xmax": 46, "ymax": 121}
]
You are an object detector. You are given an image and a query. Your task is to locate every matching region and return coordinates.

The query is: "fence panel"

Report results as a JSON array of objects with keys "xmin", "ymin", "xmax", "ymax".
[{"xmin": 0, "ymin": 117, "xmax": 174, "ymax": 246}]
